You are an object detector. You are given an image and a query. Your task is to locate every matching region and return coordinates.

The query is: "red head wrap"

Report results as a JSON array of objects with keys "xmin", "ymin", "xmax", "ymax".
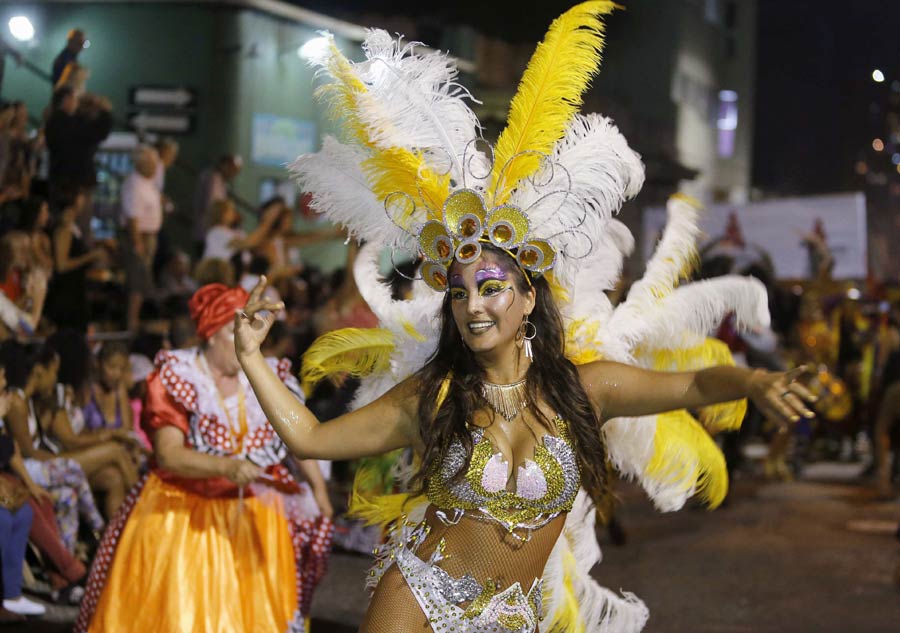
[{"xmin": 188, "ymin": 284, "xmax": 249, "ymax": 341}]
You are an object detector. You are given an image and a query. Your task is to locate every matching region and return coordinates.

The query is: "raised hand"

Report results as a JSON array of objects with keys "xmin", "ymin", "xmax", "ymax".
[
  {"xmin": 234, "ymin": 276, "xmax": 284, "ymax": 358},
  {"xmin": 748, "ymin": 365, "xmax": 818, "ymax": 425}
]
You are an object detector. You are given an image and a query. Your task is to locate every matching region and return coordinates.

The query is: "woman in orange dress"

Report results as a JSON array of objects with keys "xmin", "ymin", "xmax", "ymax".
[{"xmin": 76, "ymin": 284, "xmax": 333, "ymax": 633}]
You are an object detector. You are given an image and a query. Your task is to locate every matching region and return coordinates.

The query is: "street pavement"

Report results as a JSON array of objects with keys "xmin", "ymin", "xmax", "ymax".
[{"xmin": 17, "ymin": 459, "xmax": 900, "ymax": 632}]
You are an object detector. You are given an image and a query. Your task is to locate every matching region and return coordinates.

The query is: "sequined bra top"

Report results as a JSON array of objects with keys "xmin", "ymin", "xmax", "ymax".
[{"xmin": 427, "ymin": 417, "xmax": 580, "ymax": 533}]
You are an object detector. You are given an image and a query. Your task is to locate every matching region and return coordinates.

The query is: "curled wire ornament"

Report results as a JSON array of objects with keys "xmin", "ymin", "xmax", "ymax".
[
  {"xmin": 492, "ymin": 149, "xmax": 552, "ymax": 203},
  {"xmin": 383, "ymin": 191, "xmax": 419, "ymax": 232},
  {"xmin": 461, "ymin": 138, "xmax": 494, "ymax": 189},
  {"xmin": 390, "ymin": 246, "xmax": 424, "ymax": 281},
  {"xmin": 548, "ymin": 227, "xmax": 595, "ymax": 261}
]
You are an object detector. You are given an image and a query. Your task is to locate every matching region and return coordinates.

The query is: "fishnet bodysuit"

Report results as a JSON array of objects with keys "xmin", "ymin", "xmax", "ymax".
[{"xmin": 361, "ymin": 414, "xmax": 576, "ymax": 632}]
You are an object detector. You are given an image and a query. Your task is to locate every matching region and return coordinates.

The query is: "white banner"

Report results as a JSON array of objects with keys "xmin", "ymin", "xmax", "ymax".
[{"xmin": 643, "ymin": 193, "xmax": 867, "ymax": 280}]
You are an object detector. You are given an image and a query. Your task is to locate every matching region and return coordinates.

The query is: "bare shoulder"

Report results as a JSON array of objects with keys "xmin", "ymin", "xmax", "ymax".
[
  {"xmin": 376, "ymin": 374, "xmax": 425, "ymax": 418},
  {"xmin": 576, "ymin": 359, "xmax": 627, "ymax": 385},
  {"xmin": 7, "ymin": 392, "xmax": 27, "ymax": 415}
]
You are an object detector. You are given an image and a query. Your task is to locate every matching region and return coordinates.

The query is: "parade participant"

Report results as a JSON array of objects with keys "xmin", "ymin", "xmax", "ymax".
[
  {"xmin": 76, "ymin": 283, "xmax": 333, "ymax": 633},
  {"xmin": 237, "ymin": 4, "xmax": 817, "ymax": 631}
]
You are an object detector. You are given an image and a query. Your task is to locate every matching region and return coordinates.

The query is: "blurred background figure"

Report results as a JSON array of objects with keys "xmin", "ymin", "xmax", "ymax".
[
  {"xmin": 192, "ymin": 155, "xmax": 241, "ymax": 256},
  {"xmin": 121, "ymin": 145, "xmax": 161, "ymax": 333},
  {"xmin": 51, "ymin": 29, "xmax": 87, "ymax": 86}
]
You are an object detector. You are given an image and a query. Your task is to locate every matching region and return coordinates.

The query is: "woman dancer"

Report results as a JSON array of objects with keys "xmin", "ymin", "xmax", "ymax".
[
  {"xmin": 76, "ymin": 283, "xmax": 333, "ymax": 633},
  {"xmin": 237, "ymin": 4, "xmax": 817, "ymax": 631}
]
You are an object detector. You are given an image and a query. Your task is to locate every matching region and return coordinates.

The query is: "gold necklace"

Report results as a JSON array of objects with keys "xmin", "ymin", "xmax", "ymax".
[
  {"xmin": 479, "ymin": 378, "xmax": 528, "ymax": 421},
  {"xmin": 198, "ymin": 351, "xmax": 248, "ymax": 449}
]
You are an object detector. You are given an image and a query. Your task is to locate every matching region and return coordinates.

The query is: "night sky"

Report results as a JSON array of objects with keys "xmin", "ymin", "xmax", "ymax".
[{"xmin": 297, "ymin": 0, "xmax": 900, "ymax": 197}]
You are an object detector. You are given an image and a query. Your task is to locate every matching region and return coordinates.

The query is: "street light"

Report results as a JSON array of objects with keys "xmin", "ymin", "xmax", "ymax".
[
  {"xmin": 8, "ymin": 16, "xmax": 35, "ymax": 42},
  {"xmin": 872, "ymin": 69, "xmax": 885, "ymax": 83},
  {"xmin": 298, "ymin": 36, "xmax": 329, "ymax": 60}
]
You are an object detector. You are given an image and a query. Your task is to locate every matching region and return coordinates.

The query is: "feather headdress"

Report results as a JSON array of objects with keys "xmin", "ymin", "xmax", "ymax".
[{"xmin": 290, "ymin": 4, "xmax": 769, "ymax": 631}]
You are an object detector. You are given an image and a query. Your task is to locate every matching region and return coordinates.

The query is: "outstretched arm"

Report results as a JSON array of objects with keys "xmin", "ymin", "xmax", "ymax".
[
  {"xmin": 236, "ymin": 277, "xmax": 419, "ymax": 461},
  {"xmin": 579, "ymin": 360, "xmax": 816, "ymax": 423}
]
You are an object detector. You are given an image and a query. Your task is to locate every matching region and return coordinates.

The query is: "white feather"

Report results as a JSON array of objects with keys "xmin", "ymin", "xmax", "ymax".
[
  {"xmin": 542, "ymin": 490, "xmax": 650, "ymax": 632},
  {"xmin": 352, "ymin": 29, "xmax": 483, "ymax": 185},
  {"xmin": 603, "ymin": 416, "xmax": 702, "ymax": 512},
  {"xmin": 509, "ymin": 114, "xmax": 644, "ymax": 287},
  {"xmin": 289, "ymin": 137, "xmax": 412, "ymax": 249},
  {"xmin": 349, "ymin": 244, "xmax": 441, "ymax": 410},
  {"xmin": 608, "ymin": 276, "xmax": 771, "ymax": 357}
]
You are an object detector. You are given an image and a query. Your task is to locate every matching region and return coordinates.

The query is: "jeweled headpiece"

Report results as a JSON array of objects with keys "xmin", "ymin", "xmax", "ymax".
[{"xmin": 290, "ymin": 1, "xmax": 644, "ymax": 292}]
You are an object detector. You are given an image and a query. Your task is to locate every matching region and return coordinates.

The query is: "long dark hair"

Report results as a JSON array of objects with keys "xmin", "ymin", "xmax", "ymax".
[{"xmin": 411, "ymin": 245, "xmax": 609, "ymax": 504}]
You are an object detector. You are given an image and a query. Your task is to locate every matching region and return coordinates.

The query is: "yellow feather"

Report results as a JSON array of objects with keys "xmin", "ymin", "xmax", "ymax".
[
  {"xmin": 363, "ymin": 148, "xmax": 451, "ymax": 224},
  {"xmin": 347, "ymin": 453, "xmax": 426, "ymax": 529},
  {"xmin": 299, "ymin": 327, "xmax": 395, "ymax": 396},
  {"xmin": 544, "ymin": 549, "xmax": 585, "ymax": 633},
  {"xmin": 315, "ymin": 41, "xmax": 370, "ymax": 147},
  {"xmin": 646, "ymin": 339, "xmax": 747, "ymax": 432},
  {"xmin": 646, "ymin": 409, "xmax": 729, "ymax": 508},
  {"xmin": 489, "ymin": 1, "xmax": 619, "ymax": 205},
  {"xmin": 400, "ymin": 319, "xmax": 427, "ymax": 342},
  {"xmin": 316, "ymin": 41, "xmax": 450, "ymax": 223}
]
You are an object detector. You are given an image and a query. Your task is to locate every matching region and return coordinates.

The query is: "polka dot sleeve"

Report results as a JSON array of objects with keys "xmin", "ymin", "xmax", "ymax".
[{"xmin": 142, "ymin": 371, "xmax": 191, "ymax": 436}]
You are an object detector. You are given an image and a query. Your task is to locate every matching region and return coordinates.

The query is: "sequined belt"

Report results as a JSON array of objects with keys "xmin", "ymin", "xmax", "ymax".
[{"xmin": 373, "ymin": 521, "xmax": 543, "ymax": 632}]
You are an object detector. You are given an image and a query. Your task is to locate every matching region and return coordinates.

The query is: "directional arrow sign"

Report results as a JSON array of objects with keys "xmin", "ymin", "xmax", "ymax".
[
  {"xmin": 129, "ymin": 86, "xmax": 196, "ymax": 108},
  {"xmin": 129, "ymin": 111, "xmax": 194, "ymax": 134}
]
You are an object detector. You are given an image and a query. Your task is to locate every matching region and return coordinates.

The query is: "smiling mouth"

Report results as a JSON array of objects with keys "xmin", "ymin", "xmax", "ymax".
[{"xmin": 467, "ymin": 321, "xmax": 495, "ymax": 334}]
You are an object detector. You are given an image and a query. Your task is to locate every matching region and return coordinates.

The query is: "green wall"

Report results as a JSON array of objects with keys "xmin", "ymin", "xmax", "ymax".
[{"xmin": 0, "ymin": 2, "xmax": 352, "ymax": 271}]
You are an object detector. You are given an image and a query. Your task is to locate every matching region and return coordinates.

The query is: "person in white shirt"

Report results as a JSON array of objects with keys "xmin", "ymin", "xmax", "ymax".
[
  {"xmin": 192, "ymin": 155, "xmax": 241, "ymax": 255},
  {"xmin": 203, "ymin": 198, "xmax": 277, "ymax": 264},
  {"xmin": 121, "ymin": 145, "xmax": 161, "ymax": 332}
]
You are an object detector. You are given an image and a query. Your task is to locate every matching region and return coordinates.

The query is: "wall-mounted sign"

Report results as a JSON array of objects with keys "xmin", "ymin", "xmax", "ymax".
[
  {"xmin": 251, "ymin": 113, "xmax": 316, "ymax": 167},
  {"xmin": 128, "ymin": 85, "xmax": 196, "ymax": 135}
]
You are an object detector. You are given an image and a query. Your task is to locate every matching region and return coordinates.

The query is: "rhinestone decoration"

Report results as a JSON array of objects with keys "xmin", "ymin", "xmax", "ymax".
[
  {"xmin": 427, "ymin": 417, "xmax": 580, "ymax": 531},
  {"xmin": 415, "ymin": 187, "xmax": 559, "ymax": 293},
  {"xmin": 432, "ymin": 566, "xmax": 483, "ymax": 604}
]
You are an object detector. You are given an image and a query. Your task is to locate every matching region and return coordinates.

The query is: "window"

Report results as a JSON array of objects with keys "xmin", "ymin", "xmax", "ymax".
[{"xmin": 716, "ymin": 90, "xmax": 738, "ymax": 157}]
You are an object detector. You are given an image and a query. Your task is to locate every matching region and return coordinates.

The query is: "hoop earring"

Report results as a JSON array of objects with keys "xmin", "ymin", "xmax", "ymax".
[{"xmin": 522, "ymin": 316, "xmax": 537, "ymax": 360}]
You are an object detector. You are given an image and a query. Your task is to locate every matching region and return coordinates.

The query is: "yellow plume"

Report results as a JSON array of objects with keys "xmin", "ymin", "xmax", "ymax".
[
  {"xmin": 316, "ymin": 40, "xmax": 450, "ymax": 223},
  {"xmin": 363, "ymin": 148, "xmax": 451, "ymax": 223},
  {"xmin": 489, "ymin": 1, "xmax": 618, "ymax": 205},
  {"xmin": 299, "ymin": 327, "xmax": 394, "ymax": 396},
  {"xmin": 544, "ymin": 549, "xmax": 585, "ymax": 633},
  {"xmin": 646, "ymin": 409, "xmax": 728, "ymax": 508},
  {"xmin": 347, "ymin": 453, "xmax": 426, "ymax": 530},
  {"xmin": 648, "ymin": 339, "xmax": 747, "ymax": 433},
  {"xmin": 314, "ymin": 40, "xmax": 370, "ymax": 146}
]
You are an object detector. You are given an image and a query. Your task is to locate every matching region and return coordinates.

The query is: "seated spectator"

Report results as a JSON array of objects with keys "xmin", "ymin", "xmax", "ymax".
[
  {"xmin": 0, "ymin": 231, "xmax": 47, "ymax": 339},
  {"xmin": 0, "ymin": 372, "xmax": 45, "ymax": 619},
  {"xmin": 158, "ymin": 250, "xmax": 197, "ymax": 300},
  {"xmin": 126, "ymin": 354, "xmax": 154, "ymax": 452},
  {"xmin": 193, "ymin": 256, "xmax": 235, "ymax": 287},
  {"xmin": 1, "ymin": 341, "xmax": 131, "ymax": 526},
  {"xmin": 83, "ymin": 342, "xmax": 133, "ymax": 434},
  {"xmin": 0, "ymin": 361, "xmax": 84, "ymax": 607},
  {"xmin": 15, "ymin": 197, "xmax": 53, "ymax": 273},
  {"xmin": 45, "ymin": 186, "xmax": 108, "ymax": 332}
]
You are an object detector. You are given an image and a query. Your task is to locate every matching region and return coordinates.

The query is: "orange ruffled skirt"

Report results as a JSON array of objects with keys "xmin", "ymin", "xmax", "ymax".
[{"xmin": 86, "ymin": 473, "xmax": 299, "ymax": 632}]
